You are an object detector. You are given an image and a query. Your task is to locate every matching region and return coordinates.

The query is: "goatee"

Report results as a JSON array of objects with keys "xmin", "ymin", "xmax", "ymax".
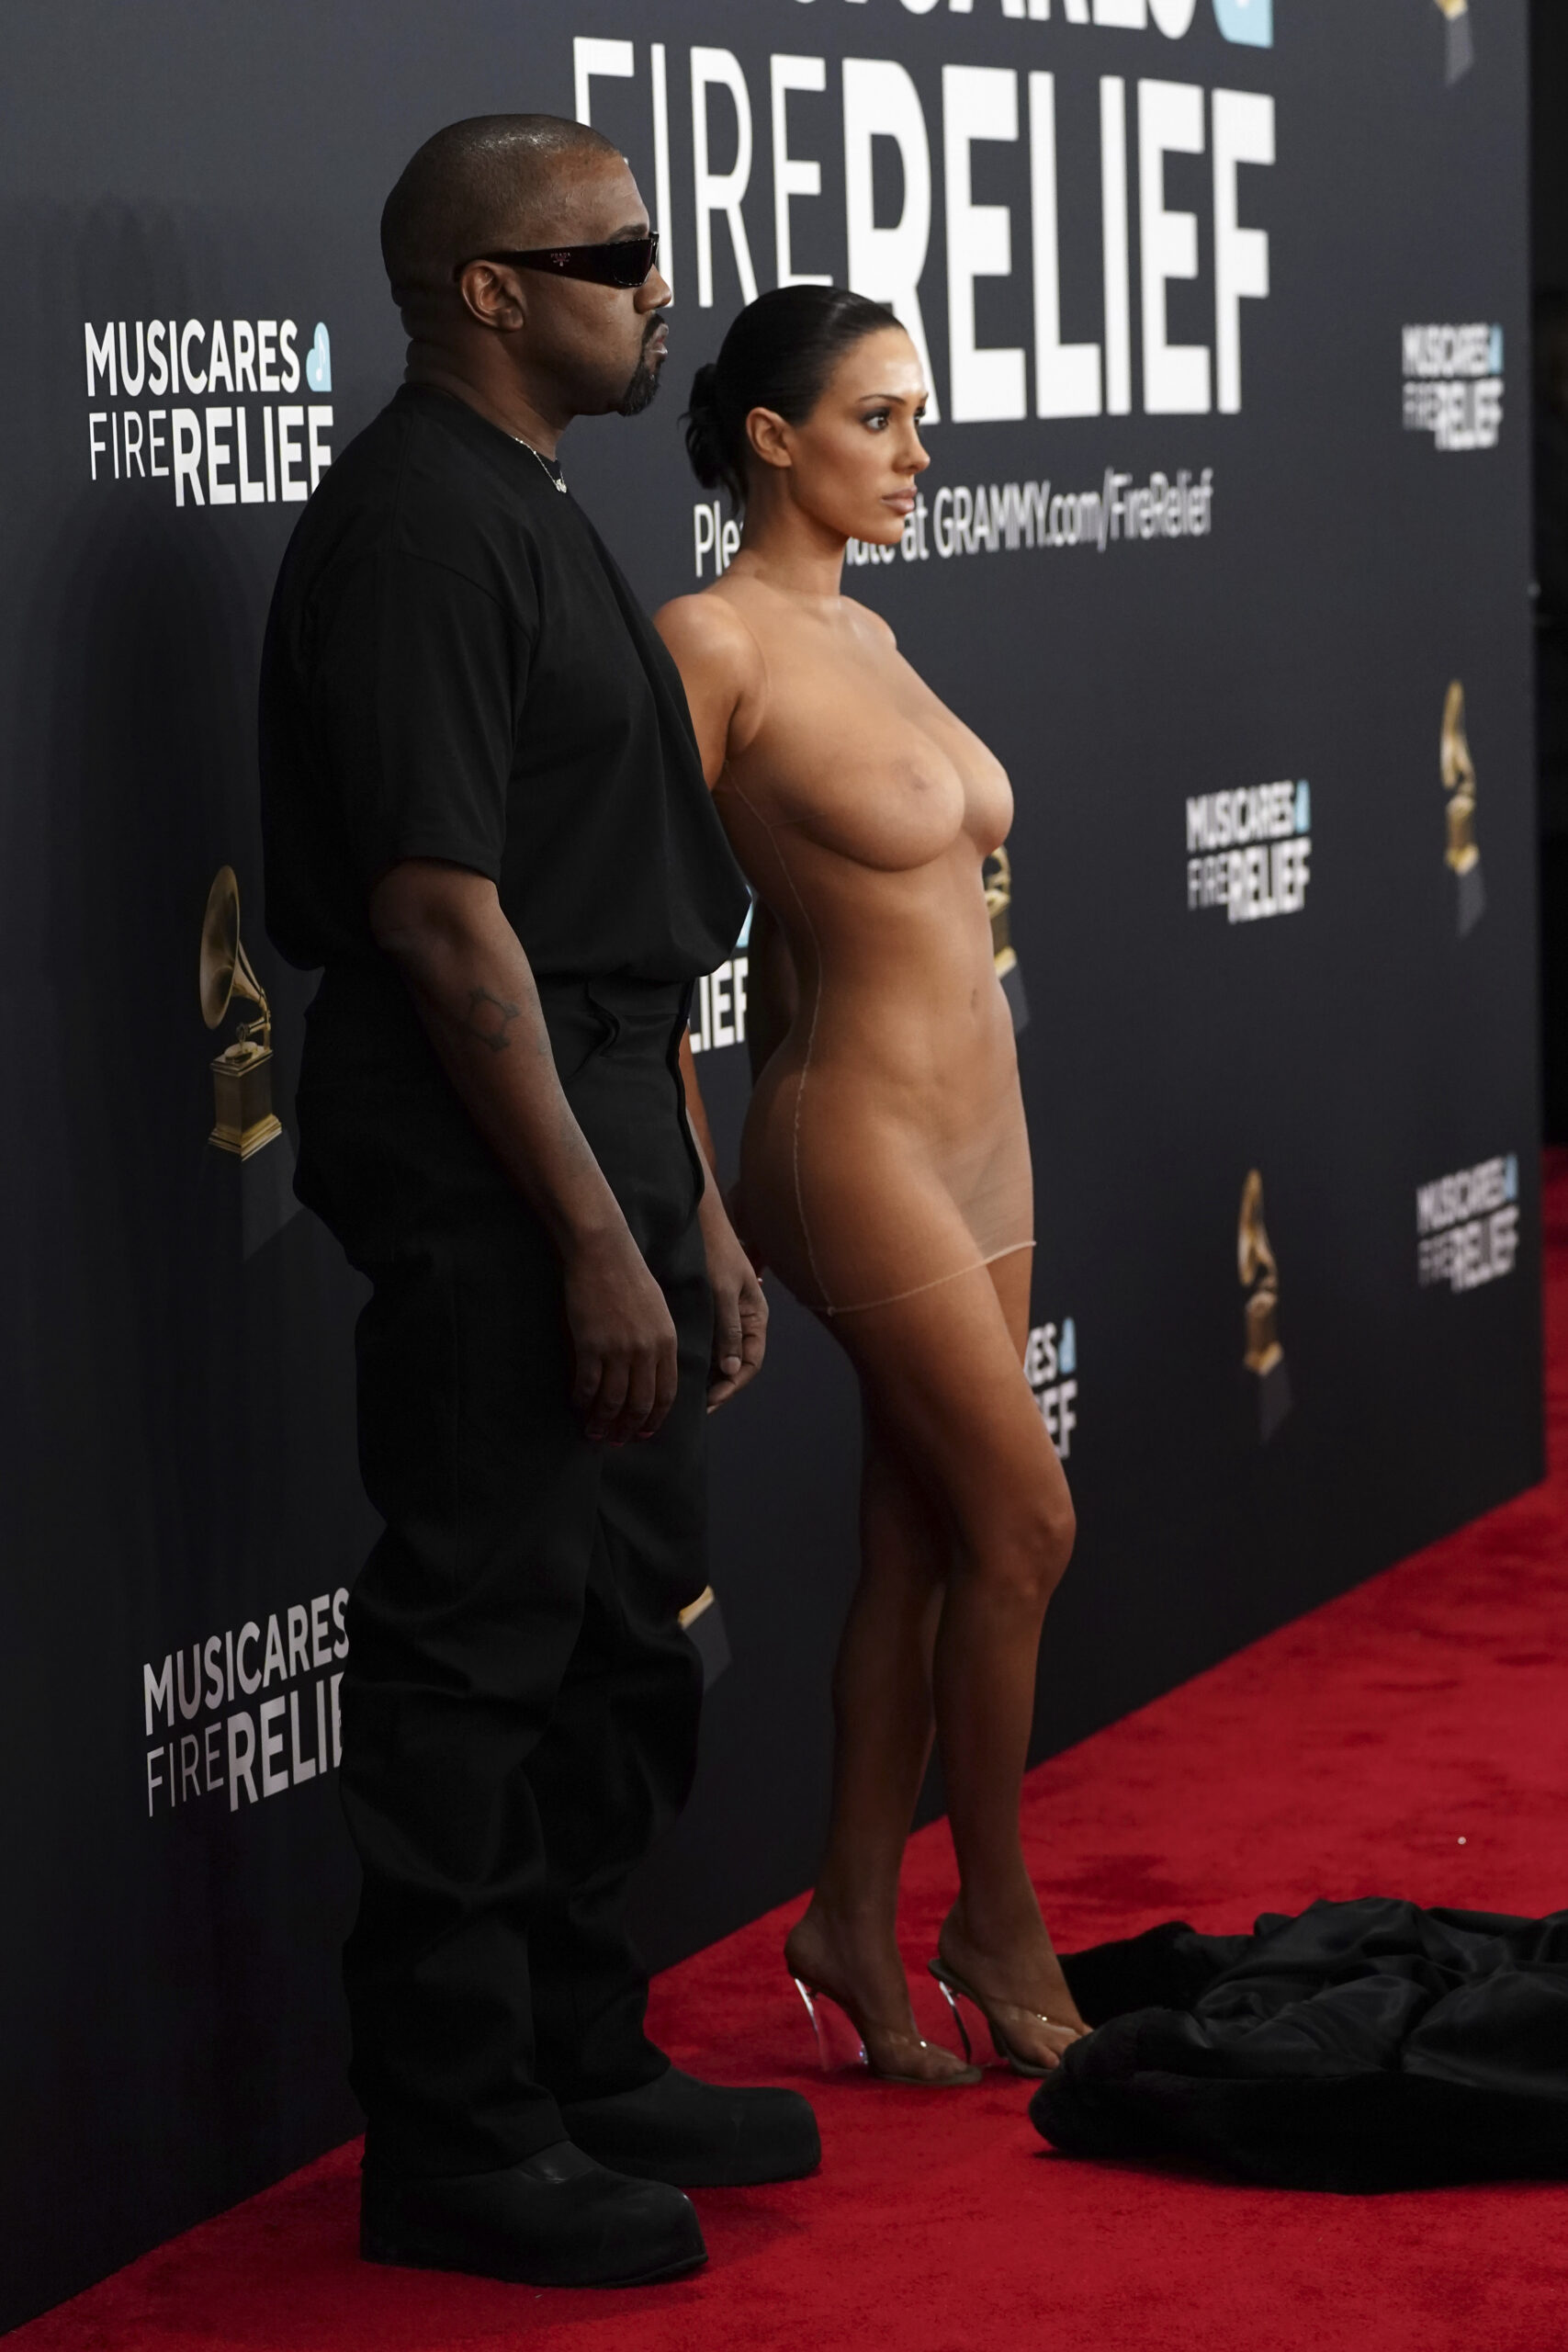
[{"xmin": 618, "ymin": 328, "xmax": 666, "ymax": 418}]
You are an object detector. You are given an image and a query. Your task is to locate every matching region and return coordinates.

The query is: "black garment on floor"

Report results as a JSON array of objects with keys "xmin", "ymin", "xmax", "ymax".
[
  {"xmin": 1032, "ymin": 1898, "xmax": 1568, "ymax": 2191},
  {"xmin": 259, "ymin": 385, "xmax": 749, "ymax": 2180}
]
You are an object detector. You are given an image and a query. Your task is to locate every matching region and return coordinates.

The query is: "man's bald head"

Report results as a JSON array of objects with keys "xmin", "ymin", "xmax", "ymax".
[{"xmin": 381, "ymin": 114, "xmax": 623, "ymax": 302}]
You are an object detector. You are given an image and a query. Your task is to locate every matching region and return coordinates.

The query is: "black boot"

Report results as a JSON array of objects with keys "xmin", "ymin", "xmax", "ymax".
[
  {"xmin": 360, "ymin": 2140, "xmax": 706, "ymax": 2287},
  {"xmin": 559, "ymin": 2067, "xmax": 821, "ymax": 2188}
]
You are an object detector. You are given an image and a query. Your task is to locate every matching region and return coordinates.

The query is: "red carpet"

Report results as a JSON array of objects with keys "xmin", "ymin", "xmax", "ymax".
[{"xmin": 18, "ymin": 1170, "xmax": 1568, "ymax": 2352}]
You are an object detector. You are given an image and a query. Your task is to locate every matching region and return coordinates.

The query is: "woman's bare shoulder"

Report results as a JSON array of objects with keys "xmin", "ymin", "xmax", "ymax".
[
  {"xmin": 841, "ymin": 594, "xmax": 897, "ymax": 652},
  {"xmin": 654, "ymin": 583, "xmax": 766, "ymax": 695}
]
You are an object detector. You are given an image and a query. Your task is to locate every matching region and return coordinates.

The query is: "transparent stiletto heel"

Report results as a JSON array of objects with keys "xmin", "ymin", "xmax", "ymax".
[
  {"xmin": 927, "ymin": 1957, "xmax": 1077, "ymax": 2079},
  {"xmin": 930, "ymin": 1970, "xmax": 976, "ymax": 2068},
  {"xmin": 788, "ymin": 1971, "xmax": 982, "ymax": 2086},
  {"xmin": 792, "ymin": 1975, "xmax": 867, "ymax": 2073}
]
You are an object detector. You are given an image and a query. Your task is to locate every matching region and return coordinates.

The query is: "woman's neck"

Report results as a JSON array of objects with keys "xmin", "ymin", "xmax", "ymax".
[{"xmin": 730, "ymin": 490, "xmax": 847, "ymax": 601}]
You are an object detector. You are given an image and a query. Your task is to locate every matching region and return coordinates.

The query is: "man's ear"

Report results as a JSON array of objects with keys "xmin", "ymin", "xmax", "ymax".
[
  {"xmin": 745, "ymin": 406, "xmax": 793, "ymax": 473},
  {"xmin": 456, "ymin": 261, "xmax": 528, "ymax": 334}
]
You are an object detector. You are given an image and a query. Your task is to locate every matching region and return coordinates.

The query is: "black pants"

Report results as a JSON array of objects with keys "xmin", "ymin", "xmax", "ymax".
[{"xmin": 296, "ymin": 971, "xmax": 711, "ymax": 2177}]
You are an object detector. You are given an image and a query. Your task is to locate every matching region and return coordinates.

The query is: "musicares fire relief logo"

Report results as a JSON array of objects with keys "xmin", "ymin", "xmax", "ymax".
[
  {"xmin": 1402, "ymin": 322, "xmax": 1503, "ymax": 453},
  {"xmin": 1025, "ymin": 1316, "xmax": 1077, "ymax": 1460},
  {"xmin": 1239, "ymin": 1168, "xmax": 1291, "ymax": 1442},
  {"xmin": 1440, "ymin": 681, "xmax": 1484, "ymax": 936},
  {"xmin": 1416, "ymin": 1154, "xmax": 1518, "ymax": 1293},
  {"xmin": 84, "ymin": 314, "xmax": 333, "ymax": 506},
  {"xmin": 1187, "ymin": 778, "xmax": 1311, "ymax": 925},
  {"xmin": 142, "ymin": 1591, "xmax": 348, "ymax": 1818}
]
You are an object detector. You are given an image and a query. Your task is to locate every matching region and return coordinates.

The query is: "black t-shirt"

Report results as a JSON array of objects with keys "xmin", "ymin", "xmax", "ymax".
[{"xmin": 259, "ymin": 382, "xmax": 748, "ymax": 997}]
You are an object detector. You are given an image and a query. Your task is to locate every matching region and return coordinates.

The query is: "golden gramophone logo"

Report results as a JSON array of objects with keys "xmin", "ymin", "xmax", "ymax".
[
  {"xmin": 199, "ymin": 865, "xmax": 282, "ymax": 1159},
  {"xmin": 983, "ymin": 845, "xmax": 1029, "ymax": 1034},
  {"xmin": 1238, "ymin": 1169, "xmax": 1292, "ymax": 1442},
  {"xmin": 1432, "ymin": 0, "xmax": 1473, "ymax": 84},
  {"xmin": 1441, "ymin": 680, "xmax": 1485, "ymax": 936}
]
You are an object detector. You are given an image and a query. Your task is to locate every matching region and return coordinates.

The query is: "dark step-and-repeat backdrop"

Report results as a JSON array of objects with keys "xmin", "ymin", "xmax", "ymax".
[{"xmin": 0, "ymin": 0, "xmax": 1535, "ymax": 2326}]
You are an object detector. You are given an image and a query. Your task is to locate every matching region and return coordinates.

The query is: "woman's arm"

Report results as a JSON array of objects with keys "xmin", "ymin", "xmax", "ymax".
[
  {"xmin": 657, "ymin": 581, "xmax": 773, "ymax": 1140},
  {"xmin": 657, "ymin": 588, "xmax": 789, "ymax": 1081},
  {"xmin": 654, "ymin": 590, "xmax": 765, "ymax": 786},
  {"xmin": 679, "ymin": 1030, "xmax": 718, "ymax": 1169},
  {"xmin": 676, "ymin": 1042, "xmax": 768, "ymax": 1410},
  {"xmin": 652, "ymin": 594, "xmax": 775, "ymax": 1402}
]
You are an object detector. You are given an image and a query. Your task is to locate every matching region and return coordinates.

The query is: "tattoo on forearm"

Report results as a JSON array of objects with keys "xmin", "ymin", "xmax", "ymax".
[{"xmin": 461, "ymin": 986, "xmax": 522, "ymax": 1054}]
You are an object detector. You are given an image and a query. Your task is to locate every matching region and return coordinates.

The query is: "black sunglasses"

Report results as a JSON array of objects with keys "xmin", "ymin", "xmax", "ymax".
[{"xmin": 457, "ymin": 233, "xmax": 660, "ymax": 291}]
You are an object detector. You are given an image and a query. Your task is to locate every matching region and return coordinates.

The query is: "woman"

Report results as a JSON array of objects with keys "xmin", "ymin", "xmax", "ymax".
[{"xmin": 658, "ymin": 288, "xmax": 1084, "ymax": 2083}]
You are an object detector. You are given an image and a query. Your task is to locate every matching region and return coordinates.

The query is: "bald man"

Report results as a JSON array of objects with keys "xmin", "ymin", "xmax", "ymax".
[{"xmin": 259, "ymin": 117, "xmax": 816, "ymax": 2289}]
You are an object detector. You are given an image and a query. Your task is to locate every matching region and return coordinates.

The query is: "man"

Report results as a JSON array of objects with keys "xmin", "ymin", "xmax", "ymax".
[{"xmin": 259, "ymin": 115, "xmax": 817, "ymax": 2290}]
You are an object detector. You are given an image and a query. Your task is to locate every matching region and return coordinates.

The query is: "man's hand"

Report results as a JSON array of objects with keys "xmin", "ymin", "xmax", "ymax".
[
  {"xmin": 369, "ymin": 863, "xmax": 682, "ymax": 1439},
  {"xmin": 562, "ymin": 1226, "xmax": 681, "ymax": 1443},
  {"xmin": 701, "ymin": 1204, "xmax": 767, "ymax": 1411}
]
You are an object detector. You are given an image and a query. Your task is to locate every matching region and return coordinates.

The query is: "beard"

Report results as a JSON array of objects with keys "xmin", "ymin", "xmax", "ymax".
[{"xmin": 617, "ymin": 322, "xmax": 667, "ymax": 417}]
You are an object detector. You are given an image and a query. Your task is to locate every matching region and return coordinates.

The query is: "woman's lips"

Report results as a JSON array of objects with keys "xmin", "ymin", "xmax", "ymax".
[{"xmin": 883, "ymin": 491, "xmax": 917, "ymax": 514}]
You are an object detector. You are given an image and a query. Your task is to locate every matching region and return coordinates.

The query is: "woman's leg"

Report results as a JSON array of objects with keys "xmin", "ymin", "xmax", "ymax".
[
  {"xmin": 829, "ymin": 1257, "xmax": 1083, "ymax": 2067},
  {"xmin": 784, "ymin": 1409, "xmax": 972, "ymax": 2079},
  {"xmin": 931, "ymin": 1250, "xmax": 1084, "ymax": 2059}
]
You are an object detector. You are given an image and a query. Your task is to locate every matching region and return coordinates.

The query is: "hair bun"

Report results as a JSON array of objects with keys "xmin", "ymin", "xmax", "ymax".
[{"xmin": 683, "ymin": 363, "xmax": 729, "ymax": 493}]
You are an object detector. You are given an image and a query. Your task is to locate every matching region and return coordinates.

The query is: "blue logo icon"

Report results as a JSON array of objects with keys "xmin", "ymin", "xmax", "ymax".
[
  {"xmin": 1213, "ymin": 0, "xmax": 1272, "ymax": 45},
  {"xmin": 1488, "ymin": 325, "xmax": 1505, "ymax": 375},
  {"xmin": 1294, "ymin": 780, "xmax": 1311, "ymax": 835},
  {"xmin": 1505, "ymin": 1155, "xmax": 1518, "ymax": 1203},
  {"xmin": 1058, "ymin": 1317, "xmax": 1077, "ymax": 1378},
  {"xmin": 305, "ymin": 322, "xmax": 332, "ymax": 393}
]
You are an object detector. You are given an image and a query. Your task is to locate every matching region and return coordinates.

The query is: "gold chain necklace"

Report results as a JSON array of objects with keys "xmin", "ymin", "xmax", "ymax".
[{"xmin": 512, "ymin": 432, "xmax": 568, "ymax": 493}]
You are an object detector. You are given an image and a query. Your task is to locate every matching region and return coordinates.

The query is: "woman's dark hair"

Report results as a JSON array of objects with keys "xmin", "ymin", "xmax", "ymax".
[{"xmin": 684, "ymin": 285, "xmax": 903, "ymax": 511}]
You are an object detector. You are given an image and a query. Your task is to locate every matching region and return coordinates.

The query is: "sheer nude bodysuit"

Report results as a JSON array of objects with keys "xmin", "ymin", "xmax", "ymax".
[
  {"xmin": 710, "ymin": 591, "xmax": 1032, "ymax": 1317},
  {"xmin": 662, "ymin": 545, "xmax": 1083, "ymax": 2083}
]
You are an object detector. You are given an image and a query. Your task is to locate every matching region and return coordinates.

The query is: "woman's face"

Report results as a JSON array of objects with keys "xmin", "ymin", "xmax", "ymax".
[{"xmin": 748, "ymin": 326, "xmax": 931, "ymax": 546}]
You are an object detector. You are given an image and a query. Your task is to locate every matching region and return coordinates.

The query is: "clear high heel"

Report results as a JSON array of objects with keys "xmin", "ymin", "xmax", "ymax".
[
  {"xmin": 790, "ymin": 1973, "xmax": 982, "ymax": 2087},
  {"xmin": 926, "ymin": 1956, "xmax": 1079, "ymax": 2079}
]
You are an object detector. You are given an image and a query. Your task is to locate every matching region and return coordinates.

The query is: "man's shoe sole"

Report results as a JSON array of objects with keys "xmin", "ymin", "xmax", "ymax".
[
  {"xmin": 360, "ymin": 2217, "xmax": 706, "ymax": 2289},
  {"xmin": 589, "ymin": 2145, "xmax": 820, "ymax": 2188}
]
